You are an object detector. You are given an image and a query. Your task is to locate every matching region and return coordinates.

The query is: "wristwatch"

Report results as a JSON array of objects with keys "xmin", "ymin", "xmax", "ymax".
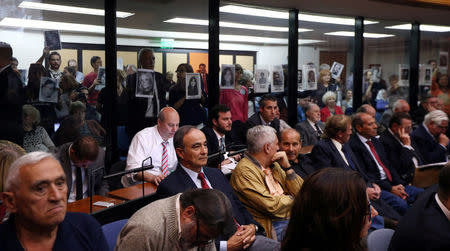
[{"xmin": 281, "ymin": 165, "xmax": 293, "ymax": 172}]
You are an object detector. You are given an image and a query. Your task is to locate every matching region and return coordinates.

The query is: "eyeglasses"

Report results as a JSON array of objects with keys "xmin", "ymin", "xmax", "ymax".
[{"xmin": 195, "ymin": 218, "xmax": 214, "ymax": 247}]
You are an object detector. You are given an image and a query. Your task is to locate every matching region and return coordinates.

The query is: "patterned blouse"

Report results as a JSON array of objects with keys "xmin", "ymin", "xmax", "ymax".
[{"xmin": 23, "ymin": 126, "xmax": 55, "ymax": 152}]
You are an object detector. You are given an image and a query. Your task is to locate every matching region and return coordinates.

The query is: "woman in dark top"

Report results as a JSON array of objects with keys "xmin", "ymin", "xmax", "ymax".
[{"xmin": 315, "ymin": 69, "xmax": 338, "ymax": 107}]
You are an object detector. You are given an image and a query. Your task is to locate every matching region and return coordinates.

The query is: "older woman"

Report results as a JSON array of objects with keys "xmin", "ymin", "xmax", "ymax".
[
  {"xmin": 219, "ymin": 64, "xmax": 249, "ymax": 122},
  {"xmin": 22, "ymin": 105, "xmax": 55, "ymax": 153},
  {"xmin": 320, "ymin": 91, "xmax": 343, "ymax": 122},
  {"xmin": 281, "ymin": 168, "xmax": 375, "ymax": 251},
  {"xmin": 315, "ymin": 69, "xmax": 338, "ymax": 107}
]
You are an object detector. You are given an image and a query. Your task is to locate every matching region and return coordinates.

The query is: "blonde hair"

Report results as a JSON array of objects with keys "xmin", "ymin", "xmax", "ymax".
[
  {"xmin": 319, "ymin": 69, "xmax": 331, "ymax": 84},
  {"xmin": 0, "ymin": 140, "xmax": 26, "ymax": 192}
]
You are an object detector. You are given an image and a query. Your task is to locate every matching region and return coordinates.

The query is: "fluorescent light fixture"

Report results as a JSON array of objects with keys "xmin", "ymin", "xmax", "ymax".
[
  {"xmin": 324, "ymin": 31, "xmax": 395, "ymax": 38},
  {"xmin": 164, "ymin": 17, "xmax": 312, "ymax": 32},
  {"xmin": 18, "ymin": 1, "xmax": 134, "ymax": 18},
  {"xmin": 220, "ymin": 5, "xmax": 378, "ymax": 25},
  {"xmin": 386, "ymin": 24, "xmax": 450, "ymax": 32},
  {"xmin": 0, "ymin": 18, "xmax": 324, "ymax": 45}
]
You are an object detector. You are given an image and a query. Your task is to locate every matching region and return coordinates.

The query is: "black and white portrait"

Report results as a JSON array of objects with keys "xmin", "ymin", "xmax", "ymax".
[
  {"xmin": 136, "ymin": 69, "xmax": 155, "ymax": 98},
  {"xmin": 44, "ymin": 30, "xmax": 62, "ymax": 50},
  {"xmin": 297, "ymin": 69, "xmax": 303, "ymax": 91},
  {"xmin": 420, "ymin": 65, "xmax": 433, "ymax": 86},
  {"xmin": 220, "ymin": 64, "xmax": 235, "ymax": 89},
  {"xmin": 186, "ymin": 73, "xmax": 202, "ymax": 100},
  {"xmin": 39, "ymin": 77, "xmax": 58, "ymax": 103},
  {"xmin": 439, "ymin": 51, "xmax": 448, "ymax": 67},
  {"xmin": 95, "ymin": 67, "xmax": 106, "ymax": 91},
  {"xmin": 271, "ymin": 66, "xmax": 284, "ymax": 92},
  {"xmin": 425, "ymin": 69, "xmax": 431, "ymax": 81},
  {"xmin": 303, "ymin": 65, "xmax": 317, "ymax": 91},
  {"xmin": 330, "ymin": 62, "xmax": 344, "ymax": 80},
  {"xmin": 399, "ymin": 65, "xmax": 409, "ymax": 87},
  {"xmin": 370, "ymin": 66, "xmax": 382, "ymax": 83},
  {"xmin": 254, "ymin": 69, "xmax": 270, "ymax": 93}
]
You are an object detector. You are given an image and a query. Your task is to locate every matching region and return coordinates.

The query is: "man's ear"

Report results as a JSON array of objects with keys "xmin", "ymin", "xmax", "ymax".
[
  {"xmin": 176, "ymin": 148, "xmax": 185, "ymax": 160},
  {"xmin": 1, "ymin": 192, "xmax": 17, "ymax": 213},
  {"xmin": 212, "ymin": 118, "xmax": 218, "ymax": 128},
  {"xmin": 263, "ymin": 143, "xmax": 271, "ymax": 154},
  {"xmin": 180, "ymin": 205, "xmax": 195, "ymax": 222}
]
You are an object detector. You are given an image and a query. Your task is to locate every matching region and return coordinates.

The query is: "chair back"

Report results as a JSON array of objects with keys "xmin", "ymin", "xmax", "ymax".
[
  {"xmin": 102, "ymin": 218, "xmax": 128, "ymax": 251},
  {"xmin": 367, "ymin": 228, "xmax": 395, "ymax": 251}
]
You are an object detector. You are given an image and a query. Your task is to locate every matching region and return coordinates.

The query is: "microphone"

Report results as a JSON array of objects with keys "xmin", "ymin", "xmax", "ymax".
[
  {"xmin": 140, "ymin": 156, "xmax": 152, "ymax": 197},
  {"xmin": 227, "ymin": 148, "xmax": 247, "ymax": 157}
]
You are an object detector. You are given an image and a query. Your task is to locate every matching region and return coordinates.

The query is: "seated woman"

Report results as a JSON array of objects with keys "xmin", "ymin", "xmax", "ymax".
[
  {"xmin": 0, "ymin": 140, "xmax": 26, "ymax": 222},
  {"xmin": 320, "ymin": 91, "xmax": 343, "ymax": 122},
  {"xmin": 22, "ymin": 105, "xmax": 56, "ymax": 153},
  {"xmin": 281, "ymin": 168, "xmax": 374, "ymax": 251}
]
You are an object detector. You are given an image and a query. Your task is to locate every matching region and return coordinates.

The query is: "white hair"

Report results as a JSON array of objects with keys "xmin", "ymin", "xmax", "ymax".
[
  {"xmin": 5, "ymin": 151, "xmax": 57, "ymax": 191},
  {"xmin": 424, "ymin": 110, "xmax": 448, "ymax": 126},
  {"xmin": 247, "ymin": 125, "xmax": 277, "ymax": 154},
  {"xmin": 137, "ymin": 48, "xmax": 154, "ymax": 68},
  {"xmin": 242, "ymin": 69, "xmax": 253, "ymax": 82},
  {"xmin": 322, "ymin": 91, "xmax": 337, "ymax": 105},
  {"xmin": 393, "ymin": 99, "xmax": 408, "ymax": 111}
]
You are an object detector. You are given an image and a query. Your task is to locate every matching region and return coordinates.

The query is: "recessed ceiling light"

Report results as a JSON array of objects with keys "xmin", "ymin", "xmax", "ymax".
[
  {"xmin": 164, "ymin": 17, "xmax": 312, "ymax": 32},
  {"xmin": 220, "ymin": 5, "xmax": 378, "ymax": 25},
  {"xmin": 325, "ymin": 31, "xmax": 395, "ymax": 38},
  {"xmin": 18, "ymin": 1, "xmax": 134, "ymax": 18},
  {"xmin": 385, "ymin": 24, "xmax": 450, "ymax": 32},
  {"xmin": 0, "ymin": 18, "xmax": 324, "ymax": 45}
]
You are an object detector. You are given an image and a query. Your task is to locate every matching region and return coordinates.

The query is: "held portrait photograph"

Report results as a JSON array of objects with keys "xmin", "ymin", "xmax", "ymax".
[
  {"xmin": 136, "ymin": 69, "xmax": 155, "ymax": 98},
  {"xmin": 44, "ymin": 30, "xmax": 62, "ymax": 50},
  {"xmin": 185, "ymin": 73, "xmax": 202, "ymax": 100},
  {"xmin": 271, "ymin": 65, "xmax": 284, "ymax": 93},
  {"xmin": 95, "ymin": 67, "xmax": 106, "ymax": 91},
  {"xmin": 254, "ymin": 68, "xmax": 270, "ymax": 93},
  {"xmin": 39, "ymin": 77, "xmax": 58, "ymax": 103},
  {"xmin": 297, "ymin": 69, "xmax": 303, "ymax": 91},
  {"xmin": 399, "ymin": 64, "xmax": 409, "ymax": 87},
  {"xmin": 330, "ymin": 62, "xmax": 344, "ymax": 80},
  {"xmin": 303, "ymin": 65, "xmax": 317, "ymax": 91},
  {"xmin": 220, "ymin": 64, "xmax": 235, "ymax": 89}
]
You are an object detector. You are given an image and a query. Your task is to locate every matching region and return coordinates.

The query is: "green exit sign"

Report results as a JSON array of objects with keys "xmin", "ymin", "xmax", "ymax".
[{"xmin": 160, "ymin": 38, "xmax": 174, "ymax": 49}]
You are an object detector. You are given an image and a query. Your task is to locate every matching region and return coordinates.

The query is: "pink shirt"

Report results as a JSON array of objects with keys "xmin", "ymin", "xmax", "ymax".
[{"xmin": 219, "ymin": 86, "xmax": 248, "ymax": 122}]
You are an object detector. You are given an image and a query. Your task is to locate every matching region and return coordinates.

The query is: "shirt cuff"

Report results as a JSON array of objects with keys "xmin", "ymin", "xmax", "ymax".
[
  {"xmin": 285, "ymin": 171, "xmax": 298, "ymax": 180},
  {"xmin": 220, "ymin": 241, "xmax": 227, "ymax": 251}
]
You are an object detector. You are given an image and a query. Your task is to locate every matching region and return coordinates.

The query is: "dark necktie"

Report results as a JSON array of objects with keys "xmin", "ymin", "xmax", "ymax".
[
  {"xmin": 366, "ymin": 140, "xmax": 392, "ymax": 182},
  {"xmin": 315, "ymin": 123, "xmax": 322, "ymax": 137},
  {"xmin": 75, "ymin": 167, "xmax": 83, "ymax": 200},
  {"xmin": 197, "ymin": 172, "xmax": 210, "ymax": 189},
  {"xmin": 342, "ymin": 147, "xmax": 355, "ymax": 170},
  {"xmin": 220, "ymin": 137, "xmax": 225, "ymax": 152}
]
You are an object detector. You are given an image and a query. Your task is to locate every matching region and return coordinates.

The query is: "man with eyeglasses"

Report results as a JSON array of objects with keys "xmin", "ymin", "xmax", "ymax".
[
  {"xmin": 54, "ymin": 136, "xmax": 108, "ymax": 202},
  {"xmin": 380, "ymin": 112, "xmax": 424, "ymax": 184},
  {"xmin": 412, "ymin": 109, "xmax": 450, "ymax": 165},
  {"xmin": 116, "ymin": 189, "xmax": 235, "ymax": 251}
]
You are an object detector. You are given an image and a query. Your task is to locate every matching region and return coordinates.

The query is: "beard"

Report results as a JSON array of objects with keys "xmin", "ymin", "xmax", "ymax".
[{"xmin": 179, "ymin": 221, "xmax": 196, "ymax": 250}]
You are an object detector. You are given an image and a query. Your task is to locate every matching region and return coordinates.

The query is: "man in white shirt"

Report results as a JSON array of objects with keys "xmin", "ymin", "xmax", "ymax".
[{"xmin": 122, "ymin": 107, "xmax": 180, "ymax": 186}]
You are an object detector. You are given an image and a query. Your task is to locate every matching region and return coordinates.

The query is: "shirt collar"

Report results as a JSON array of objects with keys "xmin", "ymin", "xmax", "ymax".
[
  {"xmin": 176, "ymin": 194, "xmax": 183, "ymax": 236},
  {"xmin": 243, "ymin": 152, "xmax": 263, "ymax": 170},
  {"xmin": 213, "ymin": 128, "xmax": 224, "ymax": 140},
  {"xmin": 307, "ymin": 118, "xmax": 317, "ymax": 129},
  {"xmin": 180, "ymin": 163, "xmax": 204, "ymax": 179},
  {"xmin": 259, "ymin": 114, "xmax": 270, "ymax": 126},
  {"xmin": 154, "ymin": 125, "xmax": 166, "ymax": 144},
  {"xmin": 423, "ymin": 122, "xmax": 435, "ymax": 139},
  {"xmin": 435, "ymin": 193, "xmax": 450, "ymax": 221},
  {"xmin": 357, "ymin": 132, "xmax": 370, "ymax": 143},
  {"xmin": 331, "ymin": 138, "xmax": 343, "ymax": 151},
  {"xmin": 387, "ymin": 128, "xmax": 405, "ymax": 146}
]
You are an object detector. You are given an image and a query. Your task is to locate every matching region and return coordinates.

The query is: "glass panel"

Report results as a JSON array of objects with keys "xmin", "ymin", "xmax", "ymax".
[{"xmin": 166, "ymin": 52, "xmax": 188, "ymax": 82}]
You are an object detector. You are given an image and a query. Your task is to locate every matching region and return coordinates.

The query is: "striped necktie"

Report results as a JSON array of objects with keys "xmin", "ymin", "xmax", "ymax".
[{"xmin": 161, "ymin": 141, "xmax": 169, "ymax": 176}]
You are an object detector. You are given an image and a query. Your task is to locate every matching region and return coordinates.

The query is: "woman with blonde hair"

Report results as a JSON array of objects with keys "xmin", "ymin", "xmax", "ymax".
[{"xmin": 315, "ymin": 69, "xmax": 339, "ymax": 107}]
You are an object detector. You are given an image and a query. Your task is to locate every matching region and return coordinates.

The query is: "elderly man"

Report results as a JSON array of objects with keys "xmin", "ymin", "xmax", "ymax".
[
  {"xmin": 0, "ymin": 42, "xmax": 24, "ymax": 145},
  {"xmin": 116, "ymin": 189, "xmax": 234, "ymax": 251},
  {"xmin": 380, "ymin": 112, "xmax": 424, "ymax": 184},
  {"xmin": 411, "ymin": 110, "xmax": 449, "ymax": 164},
  {"xmin": 380, "ymin": 99, "xmax": 410, "ymax": 128},
  {"xmin": 231, "ymin": 125, "xmax": 303, "ymax": 241},
  {"xmin": 55, "ymin": 136, "xmax": 108, "ymax": 202},
  {"xmin": 246, "ymin": 95, "xmax": 280, "ymax": 134},
  {"xmin": 127, "ymin": 48, "xmax": 168, "ymax": 139},
  {"xmin": 279, "ymin": 128, "xmax": 314, "ymax": 179},
  {"xmin": 295, "ymin": 103, "xmax": 324, "ymax": 147},
  {"xmin": 157, "ymin": 126, "xmax": 279, "ymax": 251},
  {"xmin": 389, "ymin": 164, "xmax": 450, "ymax": 250},
  {"xmin": 0, "ymin": 152, "xmax": 108, "ymax": 250},
  {"xmin": 123, "ymin": 107, "xmax": 179, "ymax": 186},
  {"xmin": 349, "ymin": 112, "xmax": 423, "ymax": 215}
]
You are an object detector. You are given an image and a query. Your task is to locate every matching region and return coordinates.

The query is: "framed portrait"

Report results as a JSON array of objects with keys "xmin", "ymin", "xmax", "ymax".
[
  {"xmin": 136, "ymin": 69, "xmax": 155, "ymax": 98},
  {"xmin": 399, "ymin": 64, "xmax": 409, "ymax": 87},
  {"xmin": 271, "ymin": 65, "xmax": 284, "ymax": 93},
  {"xmin": 419, "ymin": 64, "xmax": 433, "ymax": 86},
  {"xmin": 44, "ymin": 30, "xmax": 62, "ymax": 50},
  {"xmin": 186, "ymin": 73, "xmax": 202, "ymax": 100},
  {"xmin": 220, "ymin": 64, "xmax": 235, "ymax": 89},
  {"xmin": 330, "ymin": 62, "xmax": 344, "ymax": 80},
  {"xmin": 95, "ymin": 67, "xmax": 106, "ymax": 91},
  {"xmin": 254, "ymin": 68, "xmax": 270, "ymax": 93},
  {"xmin": 303, "ymin": 65, "xmax": 317, "ymax": 91},
  {"xmin": 39, "ymin": 77, "xmax": 58, "ymax": 103}
]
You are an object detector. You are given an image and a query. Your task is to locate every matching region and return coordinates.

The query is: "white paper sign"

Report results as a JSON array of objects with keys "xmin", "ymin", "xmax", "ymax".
[
  {"xmin": 399, "ymin": 64, "xmax": 409, "ymax": 87},
  {"xmin": 254, "ymin": 68, "xmax": 270, "ymax": 93},
  {"xmin": 419, "ymin": 64, "xmax": 433, "ymax": 86},
  {"xmin": 220, "ymin": 64, "xmax": 235, "ymax": 89},
  {"xmin": 186, "ymin": 73, "xmax": 202, "ymax": 100},
  {"xmin": 271, "ymin": 65, "xmax": 284, "ymax": 93},
  {"xmin": 330, "ymin": 62, "xmax": 344, "ymax": 80},
  {"xmin": 303, "ymin": 65, "xmax": 317, "ymax": 91}
]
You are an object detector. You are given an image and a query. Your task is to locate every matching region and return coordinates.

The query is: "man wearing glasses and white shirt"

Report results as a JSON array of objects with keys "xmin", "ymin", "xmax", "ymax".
[{"xmin": 122, "ymin": 107, "xmax": 179, "ymax": 186}]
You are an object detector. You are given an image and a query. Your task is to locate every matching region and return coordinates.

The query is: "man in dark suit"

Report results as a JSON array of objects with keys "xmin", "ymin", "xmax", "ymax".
[
  {"xmin": 55, "ymin": 136, "xmax": 109, "ymax": 202},
  {"xmin": 295, "ymin": 103, "xmax": 324, "ymax": 147},
  {"xmin": 349, "ymin": 112, "xmax": 423, "ymax": 215},
  {"xmin": 201, "ymin": 104, "xmax": 240, "ymax": 172},
  {"xmin": 157, "ymin": 126, "xmax": 279, "ymax": 251},
  {"xmin": 389, "ymin": 165, "xmax": 450, "ymax": 250},
  {"xmin": 279, "ymin": 128, "xmax": 315, "ymax": 178},
  {"xmin": 411, "ymin": 109, "xmax": 449, "ymax": 164},
  {"xmin": 380, "ymin": 112, "xmax": 424, "ymax": 184},
  {"xmin": 126, "ymin": 48, "xmax": 167, "ymax": 139},
  {"xmin": 0, "ymin": 42, "xmax": 24, "ymax": 145},
  {"xmin": 246, "ymin": 94, "xmax": 280, "ymax": 134}
]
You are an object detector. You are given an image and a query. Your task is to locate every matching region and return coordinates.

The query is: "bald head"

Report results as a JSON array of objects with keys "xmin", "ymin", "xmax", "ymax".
[
  {"xmin": 359, "ymin": 104, "xmax": 376, "ymax": 118},
  {"xmin": 279, "ymin": 129, "xmax": 302, "ymax": 162},
  {"xmin": 393, "ymin": 99, "xmax": 410, "ymax": 113},
  {"xmin": 157, "ymin": 107, "xmax": 180, "ymax": 140}
]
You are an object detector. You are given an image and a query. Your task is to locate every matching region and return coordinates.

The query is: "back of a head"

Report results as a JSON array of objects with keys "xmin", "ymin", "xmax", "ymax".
[
  {"xmin": 282, "ymin": 168, "xmax": 367, "ymax": 251},
  {"xmin": 424, "ymin": 109, "xmax": 448, "ymax": 125},
  {"xmin": 0, "ymin": 141, "xmax": 26, "ymax": 192},
  {"xmin": 180, "ymin": 189, "xmax": 235, "ymax": 238},
  {"xmin": 0, "ymin": 42, "xmax": 12, "ymax": 63},
  {"xmin": 246, "ymin": 125, "xmax": 276, "ymax": 154},
  {"xmin": 71, "ymin": 136, "xmax": 99, "ymax": 161},
  {"xmin": 438, "ymin": 163, "xmax": 450, "ymax": 201},
  {"xmin": 323, "ymin": 114, "xmax": 350, "ymax": 139}
]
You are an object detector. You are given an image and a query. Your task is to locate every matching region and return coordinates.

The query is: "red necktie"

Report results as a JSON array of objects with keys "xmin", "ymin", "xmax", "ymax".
[
  {"xmin": 366, "ymin": 140, "xmax": 392, "ymax": 182},
  {"xmin": 197, "ymin": 172, "xmax": 210, "ymax": 189}
]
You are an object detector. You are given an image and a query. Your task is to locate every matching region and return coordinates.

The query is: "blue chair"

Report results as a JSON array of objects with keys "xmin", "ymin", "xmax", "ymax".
[
  {"xmin": 367, "ymin": 228, "xmax": 395, "ymax": 251},
  {"xmin": 102, "ymin": 219, "xmax": 128, "ymax": 251}
]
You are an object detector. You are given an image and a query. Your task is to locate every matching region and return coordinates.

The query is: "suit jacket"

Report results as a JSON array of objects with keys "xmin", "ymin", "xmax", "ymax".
[
  {"xmin": 349, "ymin": 134, "xmax": 404, "ymax": 191},
  {"xmin": 157, "ymin": 165, "xmax": 261, "ymax": 233},
  {"xmin": 55, "ymin": 142, "xmax": 109, "ymax": 199},
  {"xmin": 295, "ymin": 120, "xmax": 324, "ymax": 146},
  {"xmin": 245, "ymin": 112, "xmax": 280, "ymax": 133},
  {"xmin": 380, "ymin": 130, "xmax": 423, "ymax": 183},
  {"xmin": 411, "ymin": 123, "xmax": 448, "ymax": 164},
  {"xmin": 201, "ymin": 126, "xmax": 233, "ymax": 168},
  {"xmin": 0, "ymin": 65, "xmax": 25, "ymax": 145},
  {"xmin": 389, "ymin": 188, "xmax": 450, "ymax": 251}
]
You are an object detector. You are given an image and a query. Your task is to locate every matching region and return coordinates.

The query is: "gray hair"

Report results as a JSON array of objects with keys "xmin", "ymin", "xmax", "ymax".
[
  {"xmin": 241, "ymin": 69, "xmax": 253, "ymax": 82},
  {"xmin": 393, "ymin": 99, "xmax": 408, "ymax": 111},
  {"xmin": 247, "ymin": 125, "xmax": 277, "ymax": 154},
  {"xmin": 137, "ymin": 48, "xmax": 154, "ymax": 68},
  {"xmin": 322, "ymin": 91, "xmax": 337, "ymax": 105},
  {"xmin": 5, "ymin": 151, "xmax": 58, "ymax": 191},
  {"xmin": 424, "ymin": 110, "xmax": 448, "ymax": 126},
  {"xmin": 305, "ymin": 103, "xmax": 319, "ymax": 112}
]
